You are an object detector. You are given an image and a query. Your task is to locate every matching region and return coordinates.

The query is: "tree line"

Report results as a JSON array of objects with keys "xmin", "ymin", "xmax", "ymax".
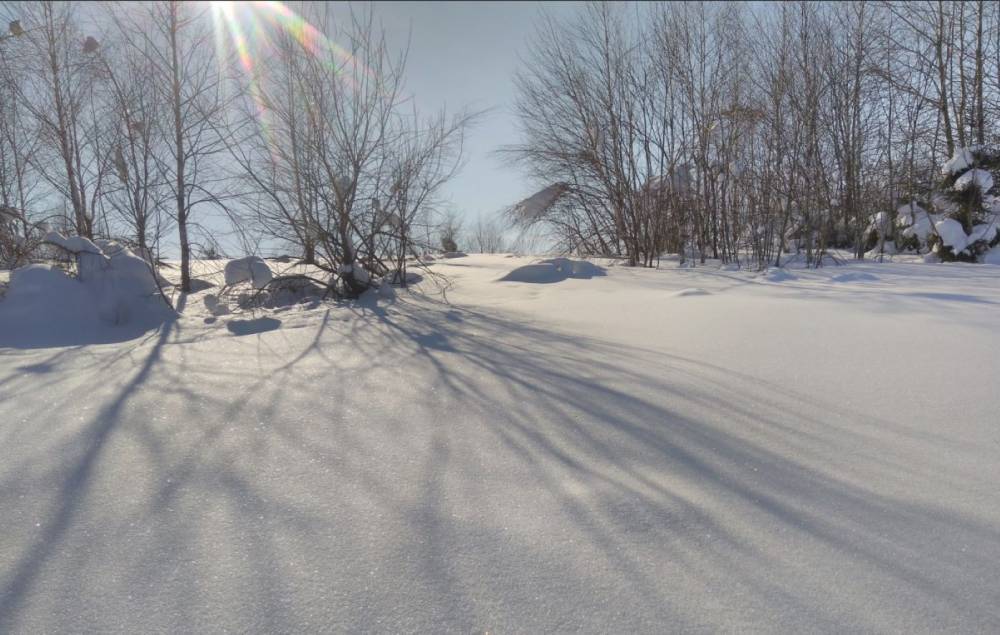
[{"xmin": 506, "ymin": 1, "xmax": 1000, "ymax": 267}]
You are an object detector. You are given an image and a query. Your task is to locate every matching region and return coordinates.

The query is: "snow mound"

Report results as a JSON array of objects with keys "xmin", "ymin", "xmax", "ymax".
[
  {"xmin": 498, "ymin": 258, "xmax": 606, "ymax": 283},
  {"xmin": 672, "ymin": 288, "xmax": 711, "ymax": 297},
  {"xmin": 225, "ymin": 256, "xmax": 273, "ymax": 289}
]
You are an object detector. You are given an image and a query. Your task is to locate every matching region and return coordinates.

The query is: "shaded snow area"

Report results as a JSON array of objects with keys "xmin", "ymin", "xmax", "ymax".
[
  {"xmin": 2, "ymin": 254, "xmax": 1000, "ymax": 632},
  {"xmin": 498, "ymin": 257, "xmax": 605, "ymax": 283}
]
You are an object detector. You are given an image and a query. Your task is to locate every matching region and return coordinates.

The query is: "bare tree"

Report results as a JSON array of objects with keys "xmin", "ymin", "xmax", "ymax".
[{"xmin": 222, "ymin": 4, "xmax": 473, "ymax": 296}]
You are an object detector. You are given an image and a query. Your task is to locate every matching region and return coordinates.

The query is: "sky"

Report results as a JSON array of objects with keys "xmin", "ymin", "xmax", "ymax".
[
  {"xmin": 63, "ymin": 1, "xmax": 586, "ymax": 254},
  {"xmin": 362, "ymin": 1, "xmax": 585, "ymax": 223}
]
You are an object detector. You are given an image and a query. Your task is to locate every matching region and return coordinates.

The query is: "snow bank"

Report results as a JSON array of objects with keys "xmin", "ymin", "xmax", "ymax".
[
  {"xmin": 498, "ymin": 258, "xmax": 605, "ymax": 283},
  {"xmin": 224, "ymin": 256, "xmax": 273, "ymax": 289}
]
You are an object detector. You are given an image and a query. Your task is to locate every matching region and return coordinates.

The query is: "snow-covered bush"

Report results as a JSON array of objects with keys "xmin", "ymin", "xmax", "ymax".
[
  {"xmin": 890, "ymin": 149, "xmax": 1000, "ymax": 262},
  {"xmin": 894, "ymin": 202, "xmax": 933, "ymax": 252},
  {"xmin": 929, "ymin": 146, "xmax": 1000, "ymax": 261}
]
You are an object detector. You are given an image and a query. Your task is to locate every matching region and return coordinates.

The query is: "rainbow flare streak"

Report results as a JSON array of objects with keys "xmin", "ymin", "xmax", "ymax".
[{"xmin": 209, "ymin": 1, "xmax": 374, "ymax": 157}]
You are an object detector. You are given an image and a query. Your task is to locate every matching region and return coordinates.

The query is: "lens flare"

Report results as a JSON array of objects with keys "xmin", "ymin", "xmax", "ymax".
[{"xmin": 209, "ymin": 1, "xmax": 375, "ymax": 159}]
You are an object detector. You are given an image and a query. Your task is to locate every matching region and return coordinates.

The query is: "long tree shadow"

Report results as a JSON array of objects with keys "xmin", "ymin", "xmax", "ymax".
[
  {"xmin": 2, "ymin": 290, "xmax": 999, "ymax": 631},
  {"xmin": 0, "ymin": 295, "xmax": 183, "ymax": 627}
]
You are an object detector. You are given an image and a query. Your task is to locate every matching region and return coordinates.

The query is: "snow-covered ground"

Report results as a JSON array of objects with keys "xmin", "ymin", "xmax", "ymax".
[{"xmin": 2, "ymin": 254, "xmax": 999, "ymax": 632}]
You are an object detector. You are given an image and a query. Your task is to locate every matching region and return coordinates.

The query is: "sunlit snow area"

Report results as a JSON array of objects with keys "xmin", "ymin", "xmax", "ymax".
[{"xmin": 2, "ymin": 253, "xmax": 999, "ymax": 632}]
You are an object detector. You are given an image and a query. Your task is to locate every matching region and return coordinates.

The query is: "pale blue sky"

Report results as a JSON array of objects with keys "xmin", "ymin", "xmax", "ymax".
[{"xmin": 369, "ymin": 1, "xmax": 586, "ymax": 222}]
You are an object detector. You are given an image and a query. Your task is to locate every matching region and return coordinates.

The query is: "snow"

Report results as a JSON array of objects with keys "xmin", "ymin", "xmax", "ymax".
[
  {"xmin": 895, "ymin": 201, "xmax": 925, "ymax": 225},
  {"xmin": 865, "ymin": 241, "xmax": 897, "ymax": 258},
  {"xmin": 984, "ymin": 245, "xmax": 1000, "ymax": 264},
  {"xmin": 224, "ymin": 256, "xmax": 273, "ymax": 289},
  {"xmin": 868, "ymin": 210, "xmax": 891, "ymax": 234},
  {"xmin": 900, "ymin": 213, "xmax": 936, "ymax": 242},
  {"xmin": 2, "ymin": 254, "xmax": 1000, "ymax": 632},
  {"xmin": 42, "ymin": 231, "xmax": 102, "ymax": 254},
  {"xmin": 934, "ymin": 218, "xmax": 969, "ymax": 253},
  {"xmin": 968, "ymin": 221, "xmax": 999, "ymax": 245},
  {"xmin": 941, "ymin": 147, "xmax": 975, "ymax": 175},
  {"xmin": 953, "ymin": 168, "xmax": 994, "ymax": 193}
]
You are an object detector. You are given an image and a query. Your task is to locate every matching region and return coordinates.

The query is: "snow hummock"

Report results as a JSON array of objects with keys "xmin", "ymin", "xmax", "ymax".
[{"xmin": 224, "ymin": 256, "xmax": 273, "ymax": 289}]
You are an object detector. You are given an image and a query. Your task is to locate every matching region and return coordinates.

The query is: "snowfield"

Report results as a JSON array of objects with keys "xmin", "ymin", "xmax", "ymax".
[{"xmin": 2, "ymin": 254, "xmax": 1000, "ymax": 632}]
